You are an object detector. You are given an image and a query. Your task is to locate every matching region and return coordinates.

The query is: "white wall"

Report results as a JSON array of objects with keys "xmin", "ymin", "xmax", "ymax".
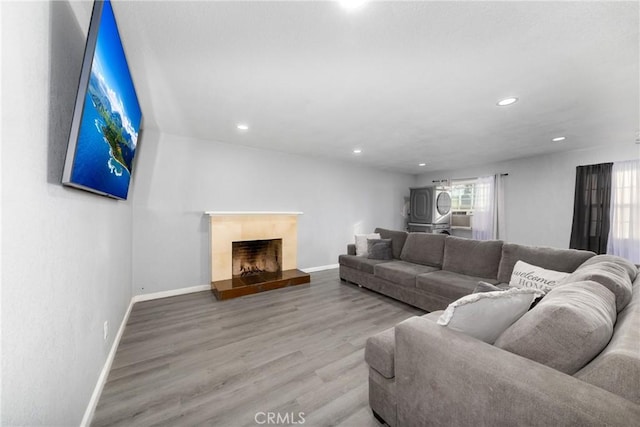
[
  {"xmin": 1, "ymin": 2, "xmax": 133, "ymax": 424},
  {"xmin": 416, "ymin": 143, "xmax": 640, "ymax": 248},
  {"xmin": 131, "ymin": 130, "xmax": 413, "ymax": 294}
]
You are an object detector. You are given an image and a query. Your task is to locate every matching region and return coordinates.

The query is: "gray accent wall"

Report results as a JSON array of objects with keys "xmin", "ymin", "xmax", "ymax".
[
  {"xmin": 415, "ymin": 144, "xmax": 640, "ymax": 249},
  {"xmin": 131, "ymin": 130, "xmax": 413, "ymax": 294},
  {"xmin": 1, "ymin": 2, "xmax": 132, "ymax": 424}
]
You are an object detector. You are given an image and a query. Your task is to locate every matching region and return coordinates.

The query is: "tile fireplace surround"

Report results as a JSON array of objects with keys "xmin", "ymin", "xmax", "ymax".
[{"xmin": 205, "ymin": 211, "xmax": 310, "ymax": 299}]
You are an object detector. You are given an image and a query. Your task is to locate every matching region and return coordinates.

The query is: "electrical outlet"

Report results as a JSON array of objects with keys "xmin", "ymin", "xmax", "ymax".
[{"xmin": 103, "ymin": 321, "xmax": 109, "ymax": 341}]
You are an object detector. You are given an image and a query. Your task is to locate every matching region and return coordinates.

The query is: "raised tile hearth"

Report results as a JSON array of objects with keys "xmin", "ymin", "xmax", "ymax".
[{"xmin": 211, "ymin": 269, "xmax": 311, "ymax": 300}]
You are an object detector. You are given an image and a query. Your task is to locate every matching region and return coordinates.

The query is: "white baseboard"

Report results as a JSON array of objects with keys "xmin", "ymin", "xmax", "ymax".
[
  {"xmin": 81, "ymin": 284, "xmax": 210, "ymax": 425},
  {"xmin": 133, "ymin": 284, "xmax": 211, "ymax": 303},
  {"xmin": 301, "ymin": 264, "xmax": 339, "ymax": 273},
  {"xmin": 80, "ymin": 298, "xmax": 135, "ymax": 427}
]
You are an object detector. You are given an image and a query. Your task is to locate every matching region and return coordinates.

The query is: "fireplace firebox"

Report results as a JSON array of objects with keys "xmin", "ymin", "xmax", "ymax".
[{"xmin": 232, "ymin": 239, "xmax": 282, "ymax": 278}]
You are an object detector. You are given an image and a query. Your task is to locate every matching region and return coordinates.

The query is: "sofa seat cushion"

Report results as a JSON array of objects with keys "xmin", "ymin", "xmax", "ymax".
[
  {"xmin": 399, "ymin": 233, "xmax": 447, "ymax": 267},
  {"xmin": 416, "ymin": 270, "xmax": 498, "ymax": 301},
  {"xmin": 495, "ymin": 280, "xmax": 616, "ymax": 375},
  {"xmin": 442, "ymin": 236, "xmax": 503, "ymax": 279},
  {"xmin": 497, "ymin": 243, "xmax": 595, "ymax": 284},
  {"xmin": 338, "ymin": 254, "xmax": 392, "ymax": 274},
  {"xmin": 375, "ymin": 228, "xmax": 409, "ymax": 259},
  {"xmin": 365, "ymin": 327, "xmax": 395, "ymax": 379},
  {"xmin": 374, "ymin": 261, "xmax": 440, "ymax": 288}
]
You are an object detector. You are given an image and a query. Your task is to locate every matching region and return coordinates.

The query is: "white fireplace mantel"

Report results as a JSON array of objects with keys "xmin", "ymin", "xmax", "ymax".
[{"xmin": 205, "ymin": 211, "xmax": 304, "ymax": 216}]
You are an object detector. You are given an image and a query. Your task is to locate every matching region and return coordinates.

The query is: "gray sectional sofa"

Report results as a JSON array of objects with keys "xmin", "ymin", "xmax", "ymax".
[
  {"xmin": 338, "ymin": 228, "xmax": 640, "ymax": 426},
  {"xmin": 339, "ymin": 228, "xmax": 593, "ymax": 312}
]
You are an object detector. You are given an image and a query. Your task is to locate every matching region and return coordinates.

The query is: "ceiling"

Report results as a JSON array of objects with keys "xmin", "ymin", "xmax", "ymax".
[{"xmin": 112, "ymin": 1, "xmax": 639, "ymax": 174}]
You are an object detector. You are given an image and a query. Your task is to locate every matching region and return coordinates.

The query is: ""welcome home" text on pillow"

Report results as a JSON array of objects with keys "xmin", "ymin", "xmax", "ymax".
[{"xmin": 509, "ymin": 260, "xmax": 570, "ymax": 293}]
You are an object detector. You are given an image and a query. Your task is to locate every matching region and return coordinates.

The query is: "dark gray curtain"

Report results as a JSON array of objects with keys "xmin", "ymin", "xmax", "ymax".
[{"xmin": 569, "ymin": 163, "xmax": 613, "ymax": 254}]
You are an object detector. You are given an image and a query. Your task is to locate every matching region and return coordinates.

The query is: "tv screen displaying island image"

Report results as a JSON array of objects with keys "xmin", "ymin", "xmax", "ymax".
[{"xmin": 62, "ymin": 0, "xmax": 141, "ymax": 200}]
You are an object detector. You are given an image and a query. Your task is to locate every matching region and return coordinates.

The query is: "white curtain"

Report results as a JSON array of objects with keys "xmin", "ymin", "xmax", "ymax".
[
  {"xmin": 472, "ymin": 175, "xmax": 495, "ymax": 240},
  {"xmin": 494, "ymin": 173, "xmax": 507, "ymax": 240},
  {"xmin": 607, "ymin": 159, "xmax": 640, "ymax": 263}
]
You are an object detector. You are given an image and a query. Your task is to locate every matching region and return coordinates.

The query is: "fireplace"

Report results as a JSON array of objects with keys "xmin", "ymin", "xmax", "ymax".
[
  {"xmin": 232, "ymin": 239, "xmax": 282, "ymax": 277},
  {"xmin": 207, "ymin": 212, "xmax": 310, "ymax": 300}
]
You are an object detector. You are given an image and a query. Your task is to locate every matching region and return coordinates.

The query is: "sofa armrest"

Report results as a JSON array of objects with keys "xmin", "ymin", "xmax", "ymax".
[
  {"xmin": 395, "ymin": 316, "xmax": 640, "ymax": 427},
  {"xmin": 347, "ymin": 244, "xmax": 356, "ymax": 256}
]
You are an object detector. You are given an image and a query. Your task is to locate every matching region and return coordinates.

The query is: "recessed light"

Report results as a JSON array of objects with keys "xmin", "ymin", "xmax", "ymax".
[
  {"xmin": 497, "ymin": 97, "xmax": 518, "ymax": 107},
  {"xmin": 236, "ymin": 124, "xmax": 249, "ymax": 131},
  {"xmin": 339, "ymin": 0, "xmax": 367, "ymax": 10},
  {"xmin": 353, "ymin": 149, "xmax": 362, "ymax": 154},
  {"xmin": 552, "ymin": 136, "xmax": 566, "ymax": 142},
  {"xmin": 418, "ymin": 163, "xmax": 426, "ymax": 167}
]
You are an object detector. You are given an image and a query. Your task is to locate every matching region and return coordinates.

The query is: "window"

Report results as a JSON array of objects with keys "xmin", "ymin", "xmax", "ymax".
[
  {"xmin": 607, "ymin": 159, "xmax": 640, "ymax": 263},
  {"xmin": 451, "ymin": 176, "xmax": 503, "ymax": 241},
  {"xmin": 450, "ymin": 180, "xmax": 477, "ymax": 213},
  {"xmin": 610, "ymin": 169, "xmax": 635, "ymax": 239},
  {"xmin": 450, "ymin": 179, "xmax": 478, "ymax": 229}
]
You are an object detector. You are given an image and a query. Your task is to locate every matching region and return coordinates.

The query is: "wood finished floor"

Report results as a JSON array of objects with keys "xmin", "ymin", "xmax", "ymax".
[{"xmin": 92, "ymin": 269, "xmax": 424, "ymax": 426}]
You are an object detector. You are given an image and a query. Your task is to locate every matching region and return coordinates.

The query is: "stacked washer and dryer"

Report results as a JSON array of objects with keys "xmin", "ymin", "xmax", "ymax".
[{"xmin": 408, "ymin": 186, "xmax": 452, "ymax": 234}]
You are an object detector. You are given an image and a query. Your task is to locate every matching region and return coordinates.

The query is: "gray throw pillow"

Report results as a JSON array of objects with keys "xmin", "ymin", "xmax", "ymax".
[
  {"xmin": 355, "ymin": 233, "xmax": 380, "ymax": 256},
  {"xmin": 473, "ymin": 281, "xmax": 503, "ymax": 293},
  {"xmin": 367, "ymin": 238, "xmax": 393, "ymax": 260},
  {"xmin": 495, "ymin": 280, "xmax": 616, "ymax": 375},
  {"xmin": 374, "ymin": 228, "xmax": 409, "ymax": 259}
]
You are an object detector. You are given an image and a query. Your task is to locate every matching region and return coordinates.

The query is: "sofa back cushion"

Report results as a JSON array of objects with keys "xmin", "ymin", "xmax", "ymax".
[
  {"xmin": 400, "ymin": 233, "xmax": 447, "ymax": 267},
  {"xmin": 375, "ymin": 228, "xmax": 409, "ymax": 259},
  {"xmin": 578, "ymin": 254, "xmax": 638, "ymax": 282},
  {"xmin": 495, "ymin": 280, "xmax": 616, "ymax": 375},
  {"xmin": 560, "ymin": 261, "xmax": 633, "ymax": 312},
  {"xmin": 442, "ymin": 236, "xmax": 503, "ymax": 279},
  {"xmin": 574, "ymin": 275, "xmax": 640, "ymax": 404},
  {"xmin": 497, "ymin": 243, "xmax": 595, "ymax": 284}
]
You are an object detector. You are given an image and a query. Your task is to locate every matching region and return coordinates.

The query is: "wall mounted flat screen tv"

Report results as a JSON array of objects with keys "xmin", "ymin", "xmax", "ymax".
[{"xmin": 62, "ymin": 0, "xmax": 142, "ymax": 200}]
